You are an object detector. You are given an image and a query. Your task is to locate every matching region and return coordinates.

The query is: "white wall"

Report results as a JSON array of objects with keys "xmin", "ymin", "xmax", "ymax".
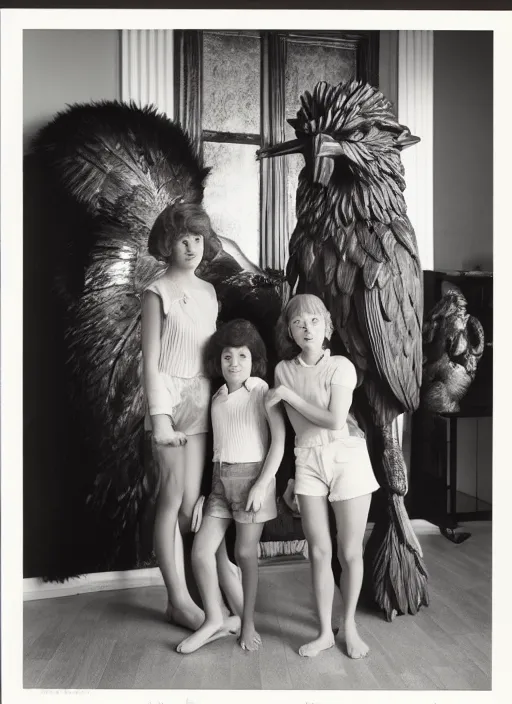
[
  {"xmin": 433, "ymin": 31, "xmax": 493, "ymax": 272},
  {"xmin": 24, "ymin": 30, "xmax": 121, "ymax": 152}
]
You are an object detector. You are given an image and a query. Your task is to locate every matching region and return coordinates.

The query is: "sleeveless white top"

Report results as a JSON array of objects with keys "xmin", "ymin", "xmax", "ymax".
[
  {"xmin": 211, "ymin": 377, "xmax": 269, "ymax": 463},
  {"xmin": 145, "ymin": 275, "xmax": 218, "ymax": 379}
]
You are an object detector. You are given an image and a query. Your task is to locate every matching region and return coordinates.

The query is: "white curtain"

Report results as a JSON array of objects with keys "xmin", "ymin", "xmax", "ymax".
[
  {"xmin": 397, "ymin": 31, "xmax": 434, "ymax": 472},
  {"xmin": 398, "ymin": 30, "xmax": 434, "ymax": 272}
]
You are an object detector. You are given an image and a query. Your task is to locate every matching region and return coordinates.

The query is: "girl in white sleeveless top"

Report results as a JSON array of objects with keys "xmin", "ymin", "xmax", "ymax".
[
  {"xmin": 268, "ymin": 294, "xmax": 379, "ymax": 661},
  {"xmin": 141, "ymin": 202, "xmax": 242, "ymax": 638},
  {"xmin": 177, "ymin": 319, "xmax": 286, "ymax": 655}
]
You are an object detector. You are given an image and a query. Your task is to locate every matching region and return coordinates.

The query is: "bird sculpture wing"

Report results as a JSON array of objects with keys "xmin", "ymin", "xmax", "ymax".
[
  {"xmin": 283, "ymin": 81, "xmax": 424, "ymax": 427},
  {"xmin": 31, "ymin": 100, "xmax": 282, "ymax": 567}
]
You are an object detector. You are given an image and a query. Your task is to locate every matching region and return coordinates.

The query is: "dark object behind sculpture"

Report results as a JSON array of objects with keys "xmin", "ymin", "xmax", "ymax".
[
  {"xmin": 421, "ymin": 280, "xmax": 485, "ymax": 414},
  {"xmin": 258, "ymin": 79, "xmax": 428, "ymax": 620}
]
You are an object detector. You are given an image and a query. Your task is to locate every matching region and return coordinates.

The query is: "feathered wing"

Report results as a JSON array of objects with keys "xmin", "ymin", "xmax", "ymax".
[
  {"xmin": 32, "ymin": 102, "xmax": 210, "ymax": 566},
  {"xmin": 289, "ymin": 197, "xmax": 423, "ymax": 431},
  {"xmin": 32, "ymin": 100, "xmax": 285, "ymax": 570}
]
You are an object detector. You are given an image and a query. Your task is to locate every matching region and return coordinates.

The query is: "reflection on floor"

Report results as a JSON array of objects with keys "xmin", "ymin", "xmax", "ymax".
[{"xmin": 24, "ymin": 522, "xmax": 491, "ymax": 690}]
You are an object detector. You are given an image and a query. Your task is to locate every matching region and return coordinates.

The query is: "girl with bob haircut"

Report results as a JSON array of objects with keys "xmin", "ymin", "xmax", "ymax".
[
  {"xmin": 177, "ymin": 319, "xmax": 286, "ymax": 655},
  {"xmin": 267, "ymin": 294, "xmax": 379, "ymax": 660},
  {"xmin": 141, "ymin": 200, "xmax": 241, "ymax": 639},
  {"xmin": 148, "ymin": 200, "xmax": 216, "ymax": 263}
]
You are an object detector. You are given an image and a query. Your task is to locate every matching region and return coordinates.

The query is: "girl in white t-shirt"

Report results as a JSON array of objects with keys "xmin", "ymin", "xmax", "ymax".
[
  {"xmin": 267, "ymin": 294, "xmax": 379, "ymax": 660},
  {"xmin": 177, "ymin": 319, "xmax": 286, "ymax": 654}
]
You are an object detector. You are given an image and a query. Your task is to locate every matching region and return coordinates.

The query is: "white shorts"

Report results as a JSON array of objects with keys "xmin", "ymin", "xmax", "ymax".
[
  {"xmin": 294, "ymin": 437, "xmax": 380, "ymax": 502},
  {"xmin": 144, "ymin": 374, "xmax": 211, "ymax": 436}
]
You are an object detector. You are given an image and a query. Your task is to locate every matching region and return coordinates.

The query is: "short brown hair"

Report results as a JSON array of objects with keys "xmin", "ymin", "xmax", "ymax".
[
  {"xmin": 275, "ymin": 294, "xmax": 334, "ymax": 360},
  {"xmin": 205, "ymin": 319, "xmax": 267, "ymax": 380},
  {"xmin": 148, "ymin": 201, "xmax": 213, "ymax": 263}
]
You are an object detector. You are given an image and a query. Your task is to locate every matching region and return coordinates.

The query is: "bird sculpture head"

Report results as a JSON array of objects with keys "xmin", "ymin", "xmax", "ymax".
[{"xmin": 257, "ymin": 79, "xmax": 419, "ymax": 195}]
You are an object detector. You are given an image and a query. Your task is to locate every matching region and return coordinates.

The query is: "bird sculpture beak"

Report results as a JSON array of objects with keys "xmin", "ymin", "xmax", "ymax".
[
  {"xmin": 396, "ymin": 127, "xmax": 421, "ymax": 150},
  {"xmin": 256, "ymin": 138, "xmax": 304, "ymax": 160},
  {"xmin": 257, "ymin": 133, "xmax": 343, "ymax": 186}
]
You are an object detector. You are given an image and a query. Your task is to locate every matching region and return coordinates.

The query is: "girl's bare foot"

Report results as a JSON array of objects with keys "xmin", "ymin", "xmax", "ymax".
[
  {"xmin": 344, "ymin": 622, "xmax": 369, "ymax": 659},
  {"xmin": 239, "ymin": 623, "xmax": 262, "ymax": 651},
  {"xmin": 176, "ymin": 613, "xmax": 241, "ymax": 654},
  {"xmin": 166, "ymin": 602, "xmax": 204, "ymax": 632},
  {"xmin": 177, "ymin": 617, "xmax": 223, "ymax": 654},
  {"xmin": 298, "ymin": 632, "xmax": 335, "ymax": 658}
]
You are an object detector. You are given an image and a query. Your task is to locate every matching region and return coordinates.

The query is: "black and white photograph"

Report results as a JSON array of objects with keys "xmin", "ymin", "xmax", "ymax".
[{"xmin": 1, "ymin": 5, "xmax": 510, "ymax": 702}]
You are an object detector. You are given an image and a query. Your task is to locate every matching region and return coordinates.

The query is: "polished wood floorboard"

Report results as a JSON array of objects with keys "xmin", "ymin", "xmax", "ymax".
[{"xmin": 24, "ymin": 523, "xmax": 491, "ymax": 690}]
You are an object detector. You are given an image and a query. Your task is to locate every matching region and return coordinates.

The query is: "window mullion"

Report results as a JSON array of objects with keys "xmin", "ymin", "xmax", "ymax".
[{"xmin": 260, "ymin": 32, "xmax": 288, "ymax": 271}]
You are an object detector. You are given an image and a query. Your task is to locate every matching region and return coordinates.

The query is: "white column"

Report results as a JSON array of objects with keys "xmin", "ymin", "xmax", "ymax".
[
  {"xmin": 121, "ymin": 30, "xmax": 174, "ymax": 119},
  {"xmin": 398, "ymin": 30, "xmax": 434, "ymax": 271}
]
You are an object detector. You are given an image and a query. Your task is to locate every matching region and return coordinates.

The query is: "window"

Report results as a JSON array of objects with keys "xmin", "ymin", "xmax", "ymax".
[{"xmin": 174, "ymin": 30, "xmax": 378, "ymax": 270}]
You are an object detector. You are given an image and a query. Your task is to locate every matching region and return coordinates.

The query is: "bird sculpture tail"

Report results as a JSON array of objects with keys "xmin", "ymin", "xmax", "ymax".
[{"xmin": 363, "ymin": 421, "xmax": 429, "ymax": 620}]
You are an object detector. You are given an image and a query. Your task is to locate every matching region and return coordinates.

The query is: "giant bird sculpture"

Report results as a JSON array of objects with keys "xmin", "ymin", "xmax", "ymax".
[
  {"xmin": 421, "ymin": 281, "xmax": 485, "ymax": 414},
  {"xmin": 257, "ymin": 79, "xmax": 429, "ymax": 620},
  {"xmin": 31, "ymin": 100, "xmax": 283, "ymax": 573}
]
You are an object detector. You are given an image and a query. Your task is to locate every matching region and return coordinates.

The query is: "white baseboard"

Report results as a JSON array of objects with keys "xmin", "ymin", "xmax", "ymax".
[
  {"xmin": 22, "ymin": 519, "xmax": 451, "ymax": 602},
  {"xmin": 23, "ymin": 567, "xmax": 164, "ymax": 602}
]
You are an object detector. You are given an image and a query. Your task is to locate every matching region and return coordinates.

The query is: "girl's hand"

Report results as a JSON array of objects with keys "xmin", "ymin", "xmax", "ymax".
[
  {"xmin": 265, "ymin": 386, "xmax": 286, "ymax": 409},
  {"xmin": 283, "ymin": 478, "xmax": 301, "ymax": 517},
  {"xmin": 153, "ymin": 428, "xmax": 188, "ymax": 446},
  {"xmin": 152, "ymin": 416, "xmax": 187, "ymax": 447},
  {"xmin": 245, "ymin": 480, "xmax": 269, "ymax": 513},
  {"xmin": 191, "ymin": 495, "xmax": 205, "ymax": 533}
]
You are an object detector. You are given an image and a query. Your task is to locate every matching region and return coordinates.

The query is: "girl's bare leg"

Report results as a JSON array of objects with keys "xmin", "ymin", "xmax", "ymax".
[
  {"xmin": 153, "ymin": 442, "xmax": 203, "ymax": 631},
  {"xmin": 177, "ymin": 515, "xmax": 232, "ymax": 654},
  {"xmin": 297, "ymin": 494, "xmax": 336, "ymax": 657},
  {"xmin": 235, "ymin": 522, "xmax": 264, "ymax": 651},
  {"xmin": 179, "ymin": 433, "xmax": 208, "ymax": 535},
  {"xmin": 331, "ymin": 493, "xmax": 372, "ymax": 659},
  {"xmin": 180, "ymin": 433, "xmax": 238, "ymax": 623},
  {"xmin": 216, "ymin": 539, "xmax": 244, "ymax": 622}
]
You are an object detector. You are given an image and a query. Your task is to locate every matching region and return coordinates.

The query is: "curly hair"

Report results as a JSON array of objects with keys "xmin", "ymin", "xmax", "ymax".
[
  {"xmin": 204, "ymin": 319, "xmax": 267, "ymax": 380},
  {"xmin": 275, "ymin": 293, "xmax": 334, "ymax": 360},
  {"xmin": 148, "ymin": 201, "xmax": 214, "ymax": 263}
]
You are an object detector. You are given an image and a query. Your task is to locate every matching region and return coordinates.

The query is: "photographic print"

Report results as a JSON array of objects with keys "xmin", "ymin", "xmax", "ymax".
[{"xmin": 1, "ymin": 5, "xmax": 508, "ymax": 703}]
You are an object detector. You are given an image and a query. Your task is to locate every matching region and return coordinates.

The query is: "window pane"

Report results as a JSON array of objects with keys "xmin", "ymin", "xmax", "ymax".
[
  {"xmin": 203, "ymin": 31, "xmax": 261, "ymax": 134},
  {"xmin": 285, "ymin": 39, "xmax": 357, "ymax": 140},
  {"xmin": 203, "ymin": 142, "xmax": 260, "ymax": 265},
  {"xmin": 284, "ymin": 39, "xmax": 357, "ymax": 232}
]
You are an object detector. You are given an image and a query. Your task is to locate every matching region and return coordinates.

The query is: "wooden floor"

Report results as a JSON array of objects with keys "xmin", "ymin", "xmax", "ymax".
[{"xmin": 24, "ymin": 522, "xmax": 492, "ymax": 690}]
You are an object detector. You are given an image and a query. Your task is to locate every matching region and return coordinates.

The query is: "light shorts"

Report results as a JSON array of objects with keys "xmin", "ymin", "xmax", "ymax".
[
  {"xmin": 144, "ymin": 374, "xmax": 211, "ymax": 436},
  {"xmin": 205, "ymin": 461, "xmax": 277, "ymax": 524},
  {"xmin": 294, "ymin": 437, "xmax": 380, "ymax": 503}
]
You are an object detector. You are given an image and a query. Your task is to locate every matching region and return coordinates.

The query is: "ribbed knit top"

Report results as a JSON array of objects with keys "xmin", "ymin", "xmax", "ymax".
[
  {"xmin": 211, "ymin": 377, "xmax": 269, "ymax": 463},
  {"xmin": 145, "ymin": 275, "xmax": 218, "ymax": 379},
  {"xmin": 275, "ymin": 349, "xmax": 364, "ymax": 447}
]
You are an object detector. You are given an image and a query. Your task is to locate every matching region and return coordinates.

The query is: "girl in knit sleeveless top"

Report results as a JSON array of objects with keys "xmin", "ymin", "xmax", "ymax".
[
  {"xmin": 141, "ymin": 202, "xmax": 242, "ymax": 638},
  {"xmin": 177, "ymin": 319, "xmax": 286, "ymax": 655},
  {"xmin": 268, "ymin": 294, "xmax": 379, "ymax": 661}
]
